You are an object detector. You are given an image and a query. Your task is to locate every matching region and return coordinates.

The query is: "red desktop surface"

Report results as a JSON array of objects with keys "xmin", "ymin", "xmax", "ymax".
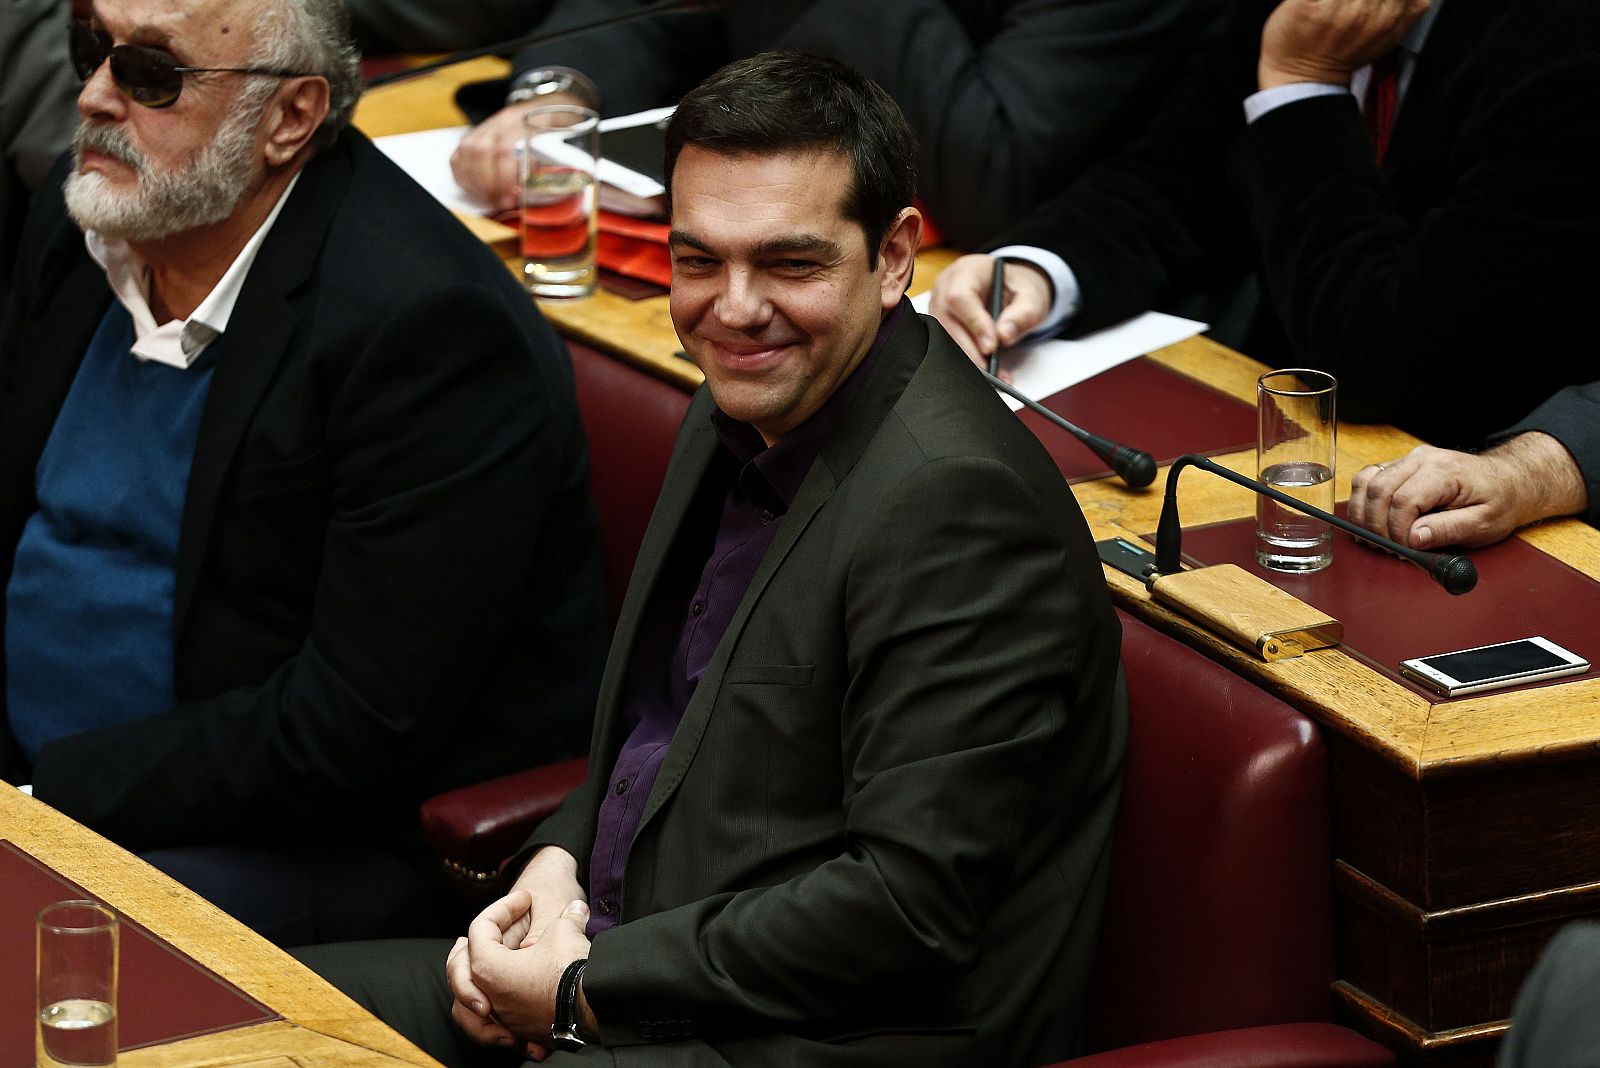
[
  {"xmin": 0, "ymin": 841, "xmax": 278, "ymax": 1068},
  {"xmin": 1020, "ymin": 357, "xmax": 1257, "ymax": 483},
  {"xmin": 1152, "ymin": 514, "xmax": 1600, "ymax": 701}
]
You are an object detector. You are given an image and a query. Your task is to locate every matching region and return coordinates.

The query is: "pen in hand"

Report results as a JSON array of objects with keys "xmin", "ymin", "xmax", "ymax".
[{"xmin": 987, "ymin": 257, "xmax": 1006, "ymax": 378}]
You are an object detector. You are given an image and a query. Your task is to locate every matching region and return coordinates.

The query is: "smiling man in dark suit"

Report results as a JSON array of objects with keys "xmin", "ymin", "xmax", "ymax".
[
  {"xmin": 930, "ymin": 0, "xmax": 1600, "ymax": 451},
  {"xmin": 0, "ymin": 0, "xmax": 606, "ymax": 945},
  {"xmin": 302, "ymin": 51, "xmax": 1127, "ymax": 1067}
]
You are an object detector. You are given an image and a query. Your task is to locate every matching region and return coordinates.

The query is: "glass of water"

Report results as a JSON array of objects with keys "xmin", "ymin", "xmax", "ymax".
[
  {"xmin": 37, "ymin": 900, "xmax": 119, "ymax": 1068},
  {"xmin": 520, "ymin": 104, "xmax": 600, "ymax": 300},
  {"xmin": 1256, "ymin": 368, "xmax": 1337, "ymax": 572}
]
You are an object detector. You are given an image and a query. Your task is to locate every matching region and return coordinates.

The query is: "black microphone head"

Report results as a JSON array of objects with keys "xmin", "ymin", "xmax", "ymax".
[
  {"xmin": 1429, "ymin": 554, "xmax": 1479, "ymax": 595},
  {"xmin": 1113, "ymin": 446, "xmax": 1158, "ymax": 489}
]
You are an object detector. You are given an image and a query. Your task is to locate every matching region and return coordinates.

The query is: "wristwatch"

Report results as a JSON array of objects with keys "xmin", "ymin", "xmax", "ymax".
[
  {"xmin": 550, "ymin": 958, "xmax": 592, "ymax": 1051},
  {"xmin": 505, "ymin": 66, "xmax": 599, "ymax": 110}
]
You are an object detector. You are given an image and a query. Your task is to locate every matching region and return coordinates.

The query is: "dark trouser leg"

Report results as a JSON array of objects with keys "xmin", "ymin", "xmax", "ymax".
[
  {"xmin": 293, "ymin": 938, "xmax": 522, "ymax": 1068},
  {"xmin": 140, "ymin": 843, "xmax": 450, "ymax": 946}
]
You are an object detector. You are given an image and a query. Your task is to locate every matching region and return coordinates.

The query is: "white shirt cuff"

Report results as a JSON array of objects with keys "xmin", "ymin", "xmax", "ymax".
[
  {"xmin": 989, "ymin": 244, "xmax": 1081, "ymax": 339},
  {"xmin": 1243, "ymin": 82, "xmax": 1350, "ymax": 124},
  {"xmin": 17, "ymin": 783, "xmax": 33, "ymax": 795}
]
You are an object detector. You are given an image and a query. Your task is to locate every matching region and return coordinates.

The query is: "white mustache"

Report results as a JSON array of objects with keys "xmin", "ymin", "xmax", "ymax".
[{"xmin": 73, "ymin": 122, "xmax": 144, "ymax": 173}]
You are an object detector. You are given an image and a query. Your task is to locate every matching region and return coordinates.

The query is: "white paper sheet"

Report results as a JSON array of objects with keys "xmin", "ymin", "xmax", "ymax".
[
  {"xmin": 911, "ymin": 292, "xmax": 1207, "ymax": 412},
  {"xmin": 375, "ymin": 107, "xmax": 677, "ymax": 216},
  {"xmin": 373, "ymin": 125, "xmax": 487, "ymax": 216}
]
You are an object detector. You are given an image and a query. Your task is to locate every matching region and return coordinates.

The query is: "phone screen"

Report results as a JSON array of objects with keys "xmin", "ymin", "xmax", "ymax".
[{"xmin": 1418, "ymin": 640, "xmax": 1570, "ymax": 684}]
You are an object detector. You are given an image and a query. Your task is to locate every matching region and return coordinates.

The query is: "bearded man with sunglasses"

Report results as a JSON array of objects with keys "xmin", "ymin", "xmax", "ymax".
[{"xmin": 0, "ymin": 0, "xmax": 608, "ymax": 945}]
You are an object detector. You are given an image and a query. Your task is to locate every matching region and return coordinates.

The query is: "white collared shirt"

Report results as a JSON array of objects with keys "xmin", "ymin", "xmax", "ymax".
[{"xmin": 84, "ymin": 173, "xmax": 300, "ymax": 370}]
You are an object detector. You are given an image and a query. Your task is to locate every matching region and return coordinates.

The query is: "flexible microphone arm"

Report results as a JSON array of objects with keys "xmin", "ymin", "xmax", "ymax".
[
  {"xmin": 1155, "ymin": 453, "xmax": 1478, "ymax": 595},
  {"xmin": 981, "ymin": 370, "xmax": 1157, "ymax": 488},
  {"xmin": 366, "ymin": 0, "xmax": 721, "ymax": 88}
]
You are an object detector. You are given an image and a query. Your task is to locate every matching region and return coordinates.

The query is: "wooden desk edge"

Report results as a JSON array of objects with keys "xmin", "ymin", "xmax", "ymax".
[{"xmin": 0, "ymin": 787, "xmax": 439, "ymax": 1068}]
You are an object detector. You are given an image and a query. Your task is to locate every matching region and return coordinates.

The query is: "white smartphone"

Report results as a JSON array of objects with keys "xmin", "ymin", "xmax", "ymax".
[{"xmin": 1399, "ymin": 636, "xmax": 1589, "ymax": 697}]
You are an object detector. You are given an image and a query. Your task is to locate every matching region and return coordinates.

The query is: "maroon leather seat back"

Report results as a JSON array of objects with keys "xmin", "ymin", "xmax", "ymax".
[
  {"xmin": 1087, "ymin": 610, "xmax": 1335, "ymax": 1051},
  {"xmin": 568, "ymin": 342, "xmax": 691, "ymax": 622}
]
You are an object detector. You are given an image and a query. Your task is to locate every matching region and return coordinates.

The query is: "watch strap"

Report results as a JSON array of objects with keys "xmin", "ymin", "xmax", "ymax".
[{"xmin": 550, "ymin": 957, "xmax": 590, "ymax": 1050}]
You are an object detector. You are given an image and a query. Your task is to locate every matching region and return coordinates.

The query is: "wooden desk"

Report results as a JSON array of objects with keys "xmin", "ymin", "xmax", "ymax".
[
  {"xmin": 355, "ymin": 70, "xmax": 1600, "ymax": 1064},
  {"xmin": 0, "ymin": 787, "xmax": 439, "ymax": 1068}
]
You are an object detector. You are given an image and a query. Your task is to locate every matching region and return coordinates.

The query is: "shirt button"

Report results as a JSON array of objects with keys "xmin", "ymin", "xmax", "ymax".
[
  {"xmin": 690, "ymin": 600, "xmax": 705, "ymax": 617},
  {"xmin": 615, "ymin": 778, "xmax": 631, "ymax": 795},
  {"xmin": 597, "ymin": 897, "xmax": 615, "ymax": 915}
]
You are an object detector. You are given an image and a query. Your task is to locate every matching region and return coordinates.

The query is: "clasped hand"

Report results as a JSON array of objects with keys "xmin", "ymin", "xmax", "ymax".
[{"xmin": 446, "ymin": 848, "xmax": 593, "ymax": 1062}]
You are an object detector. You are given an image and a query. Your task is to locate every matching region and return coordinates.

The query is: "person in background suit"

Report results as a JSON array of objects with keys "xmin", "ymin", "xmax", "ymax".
[
  {"xmin": 300, "ymin": 51, "xmax": 1126, "ymax": 1067},
  {"xmin": 930, "ymin": 0, "xmax": 1600, "ymax": 451},
  {"xmin": 344, "ymin": 0, "xmax": 539, "ymax": 55},
  {"xmin": 1, "ymin": 0, "xmax": 80, "ymax": 323},
  {"xmin": 0, "ymin": 0, "xmax": 607, "ymax": 944},
  {"xmin": 1498, "ymin": 922, "xmax": 1600, "ymax": 1066},
  {"xmin": 1347, "ymin": 383, "xmax": 1599, "ymax": 549},
  {"xmin": 449, "ymin": 0, "xmax": 1197, "ymax": 249}
]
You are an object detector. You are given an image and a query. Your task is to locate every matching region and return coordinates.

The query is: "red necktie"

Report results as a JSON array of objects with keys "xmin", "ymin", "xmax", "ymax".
[{"xmin": 1364, "ymin": 49, "xmax": 1403, "ymax": 166}]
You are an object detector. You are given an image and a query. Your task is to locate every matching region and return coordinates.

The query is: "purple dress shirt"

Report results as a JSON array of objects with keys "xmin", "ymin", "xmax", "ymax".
[{"xmin": 584, "ymin": 304, "xmax": 903, "ymax": 936}]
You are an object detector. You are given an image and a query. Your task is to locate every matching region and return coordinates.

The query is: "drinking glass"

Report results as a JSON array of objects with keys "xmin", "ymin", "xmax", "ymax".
[
  {"xmin": 1256, "ymin": 368, "xmax": 1338, "ymax": 572},
  {"xmin": 37, "ymin": 901, "xmax": 119, "ymax": 1068},
  {"xmin": 520, "ymin": 104, "xmax": 600, "ymax": 299}
]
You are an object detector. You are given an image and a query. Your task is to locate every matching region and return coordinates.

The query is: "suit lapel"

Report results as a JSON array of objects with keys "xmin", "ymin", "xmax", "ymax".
[
  {"xmin": 635, "ymin": 306, "xmax": 930, "ymax": 831},
  {"xmin": 171, "ymin": 140, "xmax": 352, "ymax": 645},
  {"xmin": 0, "ymin": 248, "xmax": 108, "ymax": 545}
]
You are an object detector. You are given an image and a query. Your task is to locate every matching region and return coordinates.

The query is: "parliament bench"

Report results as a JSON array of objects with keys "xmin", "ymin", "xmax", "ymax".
[{"xmin": 419, "ymin": 344, "xmax": 1392, "ymax": 1065}]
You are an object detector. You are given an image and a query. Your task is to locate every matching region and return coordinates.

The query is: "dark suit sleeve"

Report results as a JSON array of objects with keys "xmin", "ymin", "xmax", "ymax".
[
  {"xmin": 1500, "ymin": 923, "xmax": 1600, "ymax": 1067},
  {"xmin": 981, "ymin": 0, "xmax": 1256, "ymax": 331},
  {"xmin": 345, "ymin": 0, "xmax": 544, "ymax": 53},
  {"xmin": 582, "ymin": 453, "xmax": 1102, "ymax": 1041},
  {"xmin": 1232, "ymin": 47, "xmax": 1600, "ymax": 445},
  {"xmin": 1489, "ymin": 384, "xmax": 1600, "ymax": 527},
  {"xmin": 30, "ymin": 280, "xmax": 588, "ymax": 847},
  {"xmin": 767, "ymin": 0, "xmax": 1196, "ymax": 248},
  {"xmin": 510, "ymin": 0, "xmax": 724, "ymax": 116}
]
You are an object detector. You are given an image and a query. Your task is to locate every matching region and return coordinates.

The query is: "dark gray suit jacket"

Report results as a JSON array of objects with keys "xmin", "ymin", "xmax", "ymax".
[
  {"xmin": 506, "ymin": 0, "xmax": 1195, "ymax": 248},
  {"xmin": 1500, "ymin": 922, "xmax": 1600, "ymax": 1066},
  {"xmin": 529, "ymin": 306, "xmax": 1127, "ymax": 1065},
  {"xmin": 1493, "ymin": 384, "xmax": 1600, "ymax": 528}
]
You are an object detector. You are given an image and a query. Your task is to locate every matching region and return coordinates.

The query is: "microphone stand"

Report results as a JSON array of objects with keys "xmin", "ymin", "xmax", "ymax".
[
  {"xmin": 1155, "ymin": 453, "xmax": 1478, "ymax": 595},
  {"xmin": 366, "ymin": 0, "xmax": 720, "ymax": 88},
  {"xmin": 981, "ymin": 370, "xmax": 1157, "ymax": 488}
]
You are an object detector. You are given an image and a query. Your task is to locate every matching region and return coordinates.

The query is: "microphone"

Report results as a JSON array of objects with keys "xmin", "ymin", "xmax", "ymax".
[
  {"xmin": 981, "ymin": 370, "xmax": 1157, "ymax": 488},
  {"xmin": 366, "ymin": 0, "xmax": 722, "ymax": 88},
  {"xmin": 1154, "ymin": 453, "xmax": 1478, "ymax": 595}
]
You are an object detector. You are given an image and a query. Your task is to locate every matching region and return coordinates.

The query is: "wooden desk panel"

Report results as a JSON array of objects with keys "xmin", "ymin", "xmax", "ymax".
[{"xmin": 0, "ymin": 788, "xmax": 436, "ymax": 1068}]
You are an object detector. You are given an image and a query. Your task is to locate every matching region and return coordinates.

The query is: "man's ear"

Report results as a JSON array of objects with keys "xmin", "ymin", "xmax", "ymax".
[
  {"xmin": 878, "ymin": 206, "xmax": 924, "ymax": 309},
  {"xmin": 262, "ymin": 76, "xmax": 331, "ymax": 167}
]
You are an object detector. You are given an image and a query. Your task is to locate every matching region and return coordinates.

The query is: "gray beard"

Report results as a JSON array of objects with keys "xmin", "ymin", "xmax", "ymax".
[{"xmin": 63, "ymin": 98, "xmax": 265, "ymax": 242}]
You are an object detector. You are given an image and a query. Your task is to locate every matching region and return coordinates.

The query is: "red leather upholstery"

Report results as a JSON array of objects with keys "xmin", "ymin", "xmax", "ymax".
[
  {"xmin": 568, "ymin": 341, "xmax": 690, "ymax": 622},
  {"xmin": 420, "ymin": 757, "xmax": 588, "ymax": 890},
  {"xmin": 1057, "ymin": 1024, "xmax": 1396, "ymax": 1068},
  {"xmin": 1058, "ymin": 611, "xmax": 1391, "ymax": 1066}
]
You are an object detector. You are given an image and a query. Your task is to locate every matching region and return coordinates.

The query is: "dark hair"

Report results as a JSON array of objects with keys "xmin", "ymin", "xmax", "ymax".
[{"xmin": 664, "ymin": 51, "xmax": 916, "ymax": 269}]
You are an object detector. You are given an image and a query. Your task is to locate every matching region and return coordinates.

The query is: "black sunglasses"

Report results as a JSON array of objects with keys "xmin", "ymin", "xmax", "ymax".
[{"xmin": 69, "ymin": 20, "xmax": 310, "ymax": 109}]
